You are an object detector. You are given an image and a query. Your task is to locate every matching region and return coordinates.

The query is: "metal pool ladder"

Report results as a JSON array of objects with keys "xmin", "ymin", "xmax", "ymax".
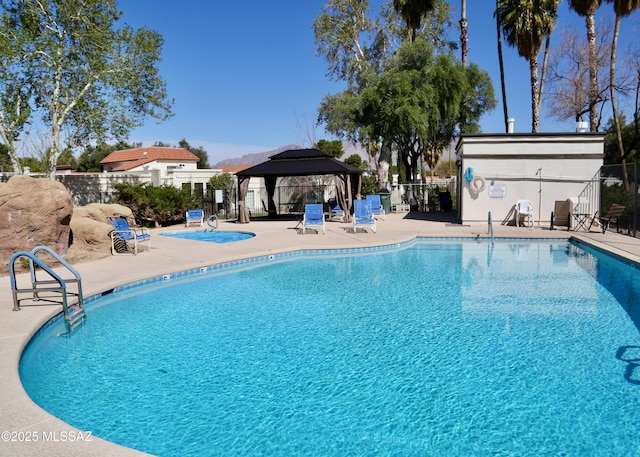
[
  {"xmin": 9, "ymin": 246, "xmax": 86, "ymax": 335},
  {"xmin": 488, "ymin": 211, "xmax": 495, "ymax": 245}
]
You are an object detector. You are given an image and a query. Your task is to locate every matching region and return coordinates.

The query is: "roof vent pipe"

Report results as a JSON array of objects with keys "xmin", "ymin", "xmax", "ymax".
[
  {"xmin": 507, "ymin": 118, "xmax": 515, "ymax": 133},
  {"xmin": 576, "ymin": 121, "xmax": 588, "ymax": 133}
]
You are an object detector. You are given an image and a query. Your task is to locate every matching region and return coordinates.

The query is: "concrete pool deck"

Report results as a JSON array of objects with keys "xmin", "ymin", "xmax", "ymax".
[{"xmin": 2, "ymin": 212, "xmax": 640, "ymax": 456}]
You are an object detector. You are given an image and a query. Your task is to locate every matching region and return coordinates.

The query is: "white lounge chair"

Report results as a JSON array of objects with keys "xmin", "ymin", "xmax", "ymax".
[{"xmin": 515, "ymin": 200, "xmax": 534, "ymax": 227}]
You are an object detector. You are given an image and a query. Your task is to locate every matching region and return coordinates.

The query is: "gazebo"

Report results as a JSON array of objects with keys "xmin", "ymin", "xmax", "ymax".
[{"xmin": 236, "ymin": 148, "xmax": 363, "ymax": 223}]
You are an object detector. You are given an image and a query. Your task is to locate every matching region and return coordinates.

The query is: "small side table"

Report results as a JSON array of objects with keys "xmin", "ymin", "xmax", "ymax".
[{"xmin": 573, "ymin": 213, "xmax": 591, "ymax": 231}]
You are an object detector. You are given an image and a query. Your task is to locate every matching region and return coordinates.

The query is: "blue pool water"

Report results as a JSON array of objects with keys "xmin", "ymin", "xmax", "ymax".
[
  {"xmin": 20, "ymin": 239, "xmax": 640, "ymax": 456},
  {"xmin": 160, "ymin": 230, "xmax": 255, "ymax": 243}
]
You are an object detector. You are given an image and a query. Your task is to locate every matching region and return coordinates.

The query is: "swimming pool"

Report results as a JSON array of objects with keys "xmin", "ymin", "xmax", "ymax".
[
  {"xmin": 160, "ymin": 230, "xmax": 255, "ymax": 243},
  {"xmin": 19, "ymin": 239, "xmax": 640, "ymax": 456}
]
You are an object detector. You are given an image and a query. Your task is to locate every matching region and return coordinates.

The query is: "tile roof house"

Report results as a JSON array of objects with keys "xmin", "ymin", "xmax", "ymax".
[{"xmin": 100, "ymin": 147, "xmax": 200, "ymax": 176}]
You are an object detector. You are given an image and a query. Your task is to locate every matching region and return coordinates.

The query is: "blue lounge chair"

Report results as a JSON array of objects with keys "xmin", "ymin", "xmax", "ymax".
[
  {"xmin": 328, "ymin": 199, "xmax": 345, "ymax": 221},
  {"xmin": 108, "ymin": 217, "xmax": 151, "ymax": 255},
  {"xmin": 186, "ymin": 209, "xmax": 204, "ymax": 227},
  {"xmin": 302, "ymin": 203, "xmax": 325, "ymax": 234},
  {"xmin": 353, "ymin": 199, "xmax": 376, "ymax": 233},
  {"xmin": 366, "ymin": 194, "xmax": 385, "ymax": 220}
]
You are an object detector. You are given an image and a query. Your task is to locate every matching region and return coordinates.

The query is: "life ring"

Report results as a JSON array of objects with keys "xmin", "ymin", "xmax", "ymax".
[
  {"xmin": 464, "ymin": 167, "xmax": 474, "ymax": 183},
  {"xmin": 206, "ymin": 215, "xmax": 219, "ymax": 229},
  {"xmin": 469, "ymin": 175, "xmax": 486, "ymax": 193}
]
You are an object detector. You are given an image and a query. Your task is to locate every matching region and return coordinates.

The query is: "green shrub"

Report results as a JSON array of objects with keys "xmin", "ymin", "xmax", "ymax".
[
  {"xmin": 114, "ymin": 183, "xmax": 201, "ymax": 227},
  {"xmin": 361, "ymin": 176, "xmax": 379, "ymax": 195}
]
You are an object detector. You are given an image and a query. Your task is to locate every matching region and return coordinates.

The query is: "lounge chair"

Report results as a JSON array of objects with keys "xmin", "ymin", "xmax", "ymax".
[
  {"xmin": 366, "ymin": 194, "xmax": 385, "ymax": 220},
  {"xmin": 328, "ymin": 199, "xmax": 345, "ymax": 221},
  {"xmin": 515, "ymin": 199, "xmax": 534, "ymax": 227},
  {"xmin": 353, "ymin": 199, "xmax": 376, "ymax": 233},
  {"xmin": 589, "ymin": 203, "xmax": 626, "ymax": 234},
  {"xmin": 108, "ymin": 216, "xmax": 151, "ymax": 255},
  {"xmin": 185, "ymin": 209, "xmax": 204, "ymax": 227},
  {"xmin": 261, "ymin": 200, "xmax": 277, "ymax": 217},
  {"xmin": 302, "ymin": 203, "xmax": 325, "ymax": 234}
]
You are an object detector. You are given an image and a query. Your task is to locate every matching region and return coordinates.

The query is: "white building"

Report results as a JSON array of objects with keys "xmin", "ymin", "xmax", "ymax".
[
  {"xmin": 456, "ymin": 133, "xmax": 605, "ymax": 226},
  {"xmin": 99, "ymin": 146, "xmax": 224, "ymax": 195}
]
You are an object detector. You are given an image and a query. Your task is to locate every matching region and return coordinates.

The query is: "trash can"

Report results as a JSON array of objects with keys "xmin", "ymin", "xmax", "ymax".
[
  {"xmin": 378, "ymin": 190, "xmax": 391, "ymax": 214},
  {"xmin": 438, "ymin": 191, "xmax": 452, "ymax": 212}
]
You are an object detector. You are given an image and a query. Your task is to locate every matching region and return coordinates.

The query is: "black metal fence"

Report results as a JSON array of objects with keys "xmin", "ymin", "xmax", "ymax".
[
  {"xmin": 201, "ymin": 184, "xmax": 337, "ymax": 220},
  {"xmin": 598, "ymin": 163, "xmax": 639, "ymax": 237}
]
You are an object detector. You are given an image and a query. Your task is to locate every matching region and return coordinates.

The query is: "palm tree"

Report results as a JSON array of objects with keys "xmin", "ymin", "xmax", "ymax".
[
  {"xmin": 605, "ymin": 0, "xmax": 640, "ymax": 174},
  {"xmin": 568, "ymin": 1, "xmax": 602, "ymax": 132},
  {"xmin": 495, "ymin": 1, "xmax": 510, "ymax": 132},
  {"xmin": 460, "ymin": 0, "xmax": 468, "ymax": 65},
  {"xmin": 393, "ymin": 0, "xmax": 436, "ymax": 42},
  {"xmin": 496, "ymin": 0, "xmax": 560, "ymax": 133}
]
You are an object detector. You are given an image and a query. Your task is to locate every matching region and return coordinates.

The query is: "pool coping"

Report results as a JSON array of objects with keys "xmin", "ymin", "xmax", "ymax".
[{"xmin": 3, "ymin": 215, "xmax": 640, "ymax": 456}]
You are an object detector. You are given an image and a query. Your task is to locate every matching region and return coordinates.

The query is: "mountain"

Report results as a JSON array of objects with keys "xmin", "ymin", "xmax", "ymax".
[
  {"xmin": 213, "ymin": 141, "xmax": 369, "ymax": 168},
  {"xmin": 213, "ymin": 144, "xmax": 301, "ymax": 167}
]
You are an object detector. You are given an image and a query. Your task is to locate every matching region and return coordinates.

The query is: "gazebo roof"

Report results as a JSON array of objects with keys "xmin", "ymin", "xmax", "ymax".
[{"xmin": 236, "ymin": 148, "xmax": 363, "ymax": 178}]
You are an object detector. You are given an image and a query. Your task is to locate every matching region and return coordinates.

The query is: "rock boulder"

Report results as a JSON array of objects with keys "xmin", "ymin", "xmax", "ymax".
[
  {"xmin": 0, "ymin": 175, "xmax": 73, "ymax": 264},
  {"xmin": 65, "ymin": 203, "xmax": 134, "ymax": 262}
]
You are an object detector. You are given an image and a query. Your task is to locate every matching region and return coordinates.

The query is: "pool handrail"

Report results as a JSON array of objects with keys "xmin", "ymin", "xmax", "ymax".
[
  {"xmin": 207, "ymin": 214, "xmax": 219, "ymax": 230},
  {"xmin": 488, "ymin": 211, "xmax": 495, "ymax": 245},
  {"xmin": 9, "ymin": 246, "xmax": 86, "ymax": 333}
]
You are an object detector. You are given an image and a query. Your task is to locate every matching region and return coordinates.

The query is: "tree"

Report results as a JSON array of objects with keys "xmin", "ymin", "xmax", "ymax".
[
  {"xmin": 0, "ymin": 9, "xmax": 32, "ymax": 174},
  {"xmin": 434, "ymin": 159, "xmax": 456, "ymax": 177},
  {"xmin": 393, "ymin": 0, "xmax": 436, "ymax": 42},
  {"xmin": 76, "ymin": 141, "xmax": 130, "ymax": 172},
  {"xmin": 460, "ymin": 0, "xmax": 468, "ymax": 65},
  {"xmin": 568, "ymin": 0, "xmax": 603, "ymax": 131},
  {"xmin": 20, "ymin": 156, "xmax": 44, "ymax": 173},
  {"xmin": 208, "ymin": 172, "xmax": 235, "ymax": 190},
  {"xmin": 315, "ymin": 0, "xmax": 456, "ymax": 188},
  {"xmin": 56, "ymin": 148, "xmax": 77, "ymax": 168},
  {"xmin": 178, "ymin": 139, "xmax": 210, "ymax": 169},
  {"xmin": 495, "ymin": 0, "xmax": 510, "ymax": 132},
  {"xmin": 1, "ymin": 0, "xmax": 173, "ymax": 179},
  {"xmin": 605, "ymin": 0, "xmax": 640, "ymax": 182},
  {"xmin": 313, "ymin": 0, "xmax": 374, "ymax": 88},
  {"xmin": 0, "ymin": 142, "xmax": 13, "ymax": 171},
  {"xmin": 344, "ymin": 153, "xmax": 365, "ymax": 168},
  {"xmin": 320, "ymin": 37, "xmax": 494, "ymax": 184},
  {"xmin": 496, "ymin": 0, "xmax": 560, "ymax": 133},
  {"xmin": 374, "ymin": 39, "xmax": 492, "ymax": 181},
  {"xmin": 546, "ymin": 24, "xmax": 612, "ymax": 128},
  {"xmin": 315, "ymin": 139, "xmax": 345, "ymax": 158}
]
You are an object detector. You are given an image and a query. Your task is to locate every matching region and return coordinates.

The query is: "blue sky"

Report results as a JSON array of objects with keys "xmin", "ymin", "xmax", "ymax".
[{"xmin": 121, "ymin": 1, "xmax": 639, "ymax": 165}]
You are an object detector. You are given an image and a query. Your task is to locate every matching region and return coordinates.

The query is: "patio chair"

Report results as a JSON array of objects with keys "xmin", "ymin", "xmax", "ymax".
[
  {"xmin": 302, "ymin": 203, "xmax": 325, "ymax": 234},
  {"xmin": 108, "ymin": 216, "xmax": 151, "ymax": 255},
  {"xmin": 515, "ymin": 199, "xmax": 534, "ymax": 227},
  {"xmin": 366, "ymin": 194, "xmax": 385, "ymax": 220},
  {"xmin": 185, "ymin": 209, "xmax": 204, "ymax": 227},
  {"xmin": 353, "ymin": 199, "xmax": 376, "ymax": 233},
  {"xmin": 328, "ymin": 198, "xmax": 345, "ymax": 221},
  {"xmin": 589, "ymin": 203, "xmax": 626, "ymax": 234}
]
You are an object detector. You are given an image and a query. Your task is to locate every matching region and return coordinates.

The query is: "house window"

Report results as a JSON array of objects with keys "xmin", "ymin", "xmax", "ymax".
[
  {"xmin": 194, "ymin": 182, "xmax": 204, "ymax": 197},
  {"xmin": 182, "ymin": 183, "xmax": 191, "ymax": 194}
]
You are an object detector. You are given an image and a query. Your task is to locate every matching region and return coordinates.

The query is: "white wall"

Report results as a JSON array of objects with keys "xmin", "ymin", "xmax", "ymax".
[
  {"xmin": 57, "ymin": 169, "xmax": 231, "ymax": 206},
  {"xmin": 456, "ymin": 133, "xmax": 604, "ymax": 226},
  {"xmin": 127, "ymin": 160, "xmax": 198, "ymax": 178}
]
